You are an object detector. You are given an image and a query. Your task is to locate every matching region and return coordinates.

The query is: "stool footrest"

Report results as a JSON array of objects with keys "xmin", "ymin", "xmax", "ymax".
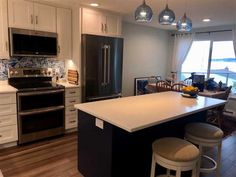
[{"xmin": 200, "ymin": 155, "xmax": 217, "ymax": 173}]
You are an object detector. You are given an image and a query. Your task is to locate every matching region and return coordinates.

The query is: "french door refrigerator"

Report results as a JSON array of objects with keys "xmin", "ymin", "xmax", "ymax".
[{"xmin": 81, "ymin": 34, "xmax": 123, "ymax": 102}]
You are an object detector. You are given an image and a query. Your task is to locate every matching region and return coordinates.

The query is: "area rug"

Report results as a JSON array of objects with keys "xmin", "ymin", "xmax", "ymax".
[{"xmin": 221, "ymin": 115, "xmax": 236, "ymax": 137}]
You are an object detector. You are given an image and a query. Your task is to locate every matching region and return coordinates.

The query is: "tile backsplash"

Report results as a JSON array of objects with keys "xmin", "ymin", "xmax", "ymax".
[{"xmin": 0, "ymin": 57, "xmax": 65, "ymax": 80}]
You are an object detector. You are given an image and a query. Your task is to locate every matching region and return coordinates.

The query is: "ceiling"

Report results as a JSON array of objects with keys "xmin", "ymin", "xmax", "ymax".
[{"xmin": 46, "ymin": 0, "xmax": 236, "ymax": 30}]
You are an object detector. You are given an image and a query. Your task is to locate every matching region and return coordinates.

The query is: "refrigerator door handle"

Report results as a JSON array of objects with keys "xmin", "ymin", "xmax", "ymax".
[
  {"xmin": 102, "ymin": 45, "xmax": 107, "ymax": 86},
  {"xmin": 107, "ymin": 45, "xmax": 111, "ymax": 84}
]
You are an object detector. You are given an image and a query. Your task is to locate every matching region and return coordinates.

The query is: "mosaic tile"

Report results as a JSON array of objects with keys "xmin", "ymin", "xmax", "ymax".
[{"xmin": 0, "ymin": 57, "xmax": 65, "ymax": 80}]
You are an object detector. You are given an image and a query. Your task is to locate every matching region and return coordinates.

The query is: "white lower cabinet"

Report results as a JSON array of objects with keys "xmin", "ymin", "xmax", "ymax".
[
  {"xmin": 0, "ymin": 92, "xmax": 17, "ymax": 145},
  {"xmin": 0, "ymin": 125, "xmax": 18, "ymax": 144},
  {"xmin": 65, "ymin": 88, "xmax": 79, "ymax": 130}
]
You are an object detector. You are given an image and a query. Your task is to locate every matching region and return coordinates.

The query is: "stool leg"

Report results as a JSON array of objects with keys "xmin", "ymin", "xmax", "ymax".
[
  {"xmin": 167, "ymin": 169, "xmax": 170, "ymax": 176},
  {"xmin": 176, "ymin": 169, "xmax": 181, "ymax": 177},
  {"xmin": 150, "ymin": 154, "xmax": 156, "ymax": 177},
  {"xmin": 216, "ymin": 142, "xmax": 222, "ymax": 177},
  {"xmin": 192, "ymin": 166, "xmax": 197, "ymax": 177},
  {"xmin": 197, "ymin": 145, "xmax": 202, "ymax": 177}
]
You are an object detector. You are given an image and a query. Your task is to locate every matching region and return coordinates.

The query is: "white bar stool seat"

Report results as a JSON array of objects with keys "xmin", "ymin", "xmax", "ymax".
[
  {"xmin": 185, "ymin": 122, "xmax": 223, "ymax": 177},
  {"xmin": 150, "ymin": 137, "xmax": 200, "ymax": 177}
]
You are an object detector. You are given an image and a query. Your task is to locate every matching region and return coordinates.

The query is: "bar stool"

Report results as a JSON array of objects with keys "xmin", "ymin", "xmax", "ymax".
[
  {"xmin": 185, "ymin": 123, "xmax": 224, "ymax": 177},
  {"xmin": 150, "ymin": 137, "xmax": 199, "ymax": 177}
]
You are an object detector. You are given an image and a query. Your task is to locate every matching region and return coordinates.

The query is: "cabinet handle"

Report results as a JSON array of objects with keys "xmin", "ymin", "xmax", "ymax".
[
  {"xmin": 70, "ymin": 109, "xmax": 76, "ymax": 112},
  {"xmin": 69, "ymin": 120, "xmax": 76, "ymax": 123},
  {"xmin": 101, "ymin": 23, "xmax": 104, "ymax": 32},
  {"xmin": 70, "ymin": 100, "xmax": 76, "ymax": 103},
  {"xmin": 5, "ymin": 41, "xmax": 8, "ymax": 51},
  {"xmin": 105, "ymin": 24, "xmax": 108, "ymax": 33},
  {"xmin": 69, "ymin": 91, "xmax": 76, "ymax": 94},
  {"xmin": 58, "ymin": 45, "xmax": 61, "ymax": 54},
  {"xmin": 35, "ymin": 16, "xmax": 38, "ymax": 25},
  {"xmin": 0, "ymin": 135, "xmax": 2, "ymax": 138},
  {"xmin": 31, "ymin": 15, "xmax": 33, "ymax": 24}
]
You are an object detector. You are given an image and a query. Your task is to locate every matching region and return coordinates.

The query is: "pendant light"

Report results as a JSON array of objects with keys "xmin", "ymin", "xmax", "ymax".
[
  {"xmin": 135, "ymin": 0, "xmax": 153, "ymax": 22},
  {"xmin": 177, "ymin": 0, "xmax": 192, "ymax": 32},
  {"xmin": 159, "ymin": 4, "xmax": 175, "ymax": 25},
  {"xmin": 177, "ymin": 13, "xmax": 192, "ymax": 32}
]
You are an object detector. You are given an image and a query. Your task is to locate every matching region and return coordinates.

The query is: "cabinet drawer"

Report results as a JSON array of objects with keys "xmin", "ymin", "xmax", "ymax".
[
  {"xmin": 0, "ymin": 114, "xmax": 17, "ymax": 127},
  {"xmin": 0, "ymin": 125, "xmax": 18, "ymax": 144},
  {"xmin": 0, "ymin": 93, "xmax": 16, "ymax": 105},
  {"xmin": 0, "ymin": 104, "xmax": 17, "ymax": 116},
  {"xmin": 65, "ymin": 113, "xmax": 77, "ymax": 129},
  {"xmin": 65, "ymin": 97, "xmax": 79, "ymax": 106},
  {"xmin": 65, "ymin": 88, "xmax": 79, "ymax": 98},
  {"xmin": 66, "ymin": 105, "xmax": 77, "ymax": 115}
]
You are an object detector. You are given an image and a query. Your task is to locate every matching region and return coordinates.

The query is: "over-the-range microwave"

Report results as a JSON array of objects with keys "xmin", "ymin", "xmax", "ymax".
[{"xmin": 9, "ymin": 28, "xmax": 58, "ymax": 58}]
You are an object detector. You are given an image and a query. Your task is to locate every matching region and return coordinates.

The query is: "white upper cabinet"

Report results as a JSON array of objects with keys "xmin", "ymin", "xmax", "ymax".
[
  {"xmin": 81, "ymin": 8, "xmax": 122, "ymax": 37},
  {"xmin": 34, "ymin": 3, "xmax": 56, "ymax": 32},
  {"xmin": 56, "ymin": 8, "xmax": 72, "ymax": 60},
  {"xmin": 8, "ymin": 0, "xmax": 34, "ymax": 30},
  {"xmin": 0, "ymin": 0, "xmax": 9, "ymax": 59},
  {"xmin": 8, "ymin": 0, "xmax": 56, "ymax": 32}
]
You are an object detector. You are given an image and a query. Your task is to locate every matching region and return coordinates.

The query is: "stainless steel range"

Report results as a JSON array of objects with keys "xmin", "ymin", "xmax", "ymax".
[{"xmin": 8, "ymin": 68, "xmax": 65, "ymax": 144}]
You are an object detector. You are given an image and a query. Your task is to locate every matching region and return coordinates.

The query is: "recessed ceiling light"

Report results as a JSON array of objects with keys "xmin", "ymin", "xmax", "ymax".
[
  {"xmin": 202, "ymin": 18, "xmax": 211, "ymax": 22},
  {"xmin": 90, "ymin": 3, "xmax": 99, "ymax": 7}
]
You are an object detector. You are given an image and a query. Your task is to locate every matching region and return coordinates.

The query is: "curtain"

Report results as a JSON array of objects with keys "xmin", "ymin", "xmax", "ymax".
[
  {"xmin": 171, "ymin": 34, "xmax": 194, "ymax": 81},
  {"xmin": 232, "ymin": 26, "xmax": 236, "ymax": 55}
]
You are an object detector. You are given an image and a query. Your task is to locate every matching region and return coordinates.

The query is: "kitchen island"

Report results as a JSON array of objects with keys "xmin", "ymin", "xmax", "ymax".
[{"xmin": 75, "ymin": 91, "xmax": 226, "ymax": 177}]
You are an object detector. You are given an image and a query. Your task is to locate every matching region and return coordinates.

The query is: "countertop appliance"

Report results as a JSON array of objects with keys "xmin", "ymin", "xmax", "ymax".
[
  {"xmin": 9, "ymin": 28, "xmax": 58, "ymax": 57},
  {"xmin": 81, "ymin": 34, "xmax": 123, "ymax": 102},
  {"xmin": 8, "ymin": 68, "xmax": 65, "ymax": 144}
]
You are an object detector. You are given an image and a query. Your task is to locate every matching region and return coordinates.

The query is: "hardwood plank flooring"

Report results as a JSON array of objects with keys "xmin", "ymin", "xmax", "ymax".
[
  {"xmin": 0, "ymin": 133, "xmax": 83, "ymax": 177},
  {"xmin": 0, "ymin": 132, "xmax": 236, "ymax": 177}
]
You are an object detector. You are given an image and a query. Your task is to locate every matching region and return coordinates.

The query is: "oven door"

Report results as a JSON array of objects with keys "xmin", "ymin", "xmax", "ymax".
[{"xmin": 17, "ymin": 89, "xmax": 65, "ymax": 144}]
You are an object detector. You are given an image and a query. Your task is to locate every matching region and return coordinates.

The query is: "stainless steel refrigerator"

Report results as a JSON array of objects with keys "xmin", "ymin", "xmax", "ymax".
[{"xmin": 81, "ymin": 34, "xmax": 123, "ymax": 102}]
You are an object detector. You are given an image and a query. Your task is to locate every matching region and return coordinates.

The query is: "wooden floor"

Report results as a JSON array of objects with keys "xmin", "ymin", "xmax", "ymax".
[
  {"xmin": 0, "ymin": 132, "xmax": 236, "ymax": 177},
  {"xmin": 0, "ymin": 133, "xmax": 83, "ymax": 177}
]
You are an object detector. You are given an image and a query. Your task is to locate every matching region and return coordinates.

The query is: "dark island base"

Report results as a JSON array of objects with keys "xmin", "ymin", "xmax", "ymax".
[{"xmin": 78, "ymin": 111, "xmax": 206, "ymax": 177}]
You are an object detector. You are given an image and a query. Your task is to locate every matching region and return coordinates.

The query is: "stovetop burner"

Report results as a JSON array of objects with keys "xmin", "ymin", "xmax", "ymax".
[{"xmin": 8, "ymin": 68, "xmax": 64, "ymax": 92}]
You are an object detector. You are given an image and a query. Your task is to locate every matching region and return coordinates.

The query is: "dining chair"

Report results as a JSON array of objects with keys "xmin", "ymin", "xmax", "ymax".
[
  {"xmin": 156, "ymin": 80, "xmax": 171, "ymax": 92},
  {"xmin": 183, "ymin": 78, "xmax": 192, "ymax": 86},
  {"xmin": 171, "ymin": 83, "xmax": 187, "ymax": 92},
  {"xmin": 207, "ymin": 86, "xmax": 232, "ymax": 128}
]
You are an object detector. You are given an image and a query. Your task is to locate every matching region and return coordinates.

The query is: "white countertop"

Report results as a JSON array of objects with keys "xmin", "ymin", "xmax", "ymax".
[
  {"xmin": 57, "ymin": 81, "xmax": 79, "ymax": 88},
  {"xmin": 75, "ymin": 91, "xmax": 226, "ymax": 132},
  {"xmin": 0, "ymin": 81, "xmax": 17, "ymax": 93}
]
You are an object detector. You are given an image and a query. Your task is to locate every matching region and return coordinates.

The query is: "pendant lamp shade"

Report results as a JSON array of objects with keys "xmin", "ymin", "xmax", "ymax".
[
  {"xmin": 158, "ymin": 4, "xmax": 175, "ymax": 25},
  {"xmin": 135, "ymin": 0, "xmax": 153, "ymax": 22},
  {"xmin": 177, "ymin": 13, "xmax": 192, "ymax": 32}
]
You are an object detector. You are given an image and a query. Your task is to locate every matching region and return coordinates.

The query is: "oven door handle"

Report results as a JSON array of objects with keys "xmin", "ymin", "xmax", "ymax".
[
  {"xmin": 17, "ymin": 89, "xmax": 65, "ymax": 96},
  {"xmin": 19, "ymin": 105, "xmax": 65, "ymax": 116}
]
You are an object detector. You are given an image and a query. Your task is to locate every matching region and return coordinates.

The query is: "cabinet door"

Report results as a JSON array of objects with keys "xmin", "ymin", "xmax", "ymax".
[
  {"xmin": 34, "ymin": 3, "xmax": 56, "ymax": 32},
  {"xmin": 81, "ymin": 8, "xmax": 103, "ymax": 35},
  {"xmin": 8, "ymin": 0, "xmax": 34, "ymax": 30},
  {"xmin": 105, "ymin": 14, "xmax": 122, "ymax": 37},
  {"xmin": 0, "ymin": 0, "xmax": 9, "ymax": 58},
  {"xmin": 57, "ymin": 8, "xmax": 72, "ymax": 59}
]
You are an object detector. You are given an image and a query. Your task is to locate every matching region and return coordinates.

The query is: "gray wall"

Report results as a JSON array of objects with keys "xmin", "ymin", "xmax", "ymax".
[{"xmin": 122, "ymin": 22, "xmax": 169, "ymax": 96}]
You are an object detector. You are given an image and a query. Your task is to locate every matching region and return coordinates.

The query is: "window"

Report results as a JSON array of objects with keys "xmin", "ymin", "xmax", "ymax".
[{"xmin": 181, "ymin": 39, "xmax": 236, "ymax": 86}]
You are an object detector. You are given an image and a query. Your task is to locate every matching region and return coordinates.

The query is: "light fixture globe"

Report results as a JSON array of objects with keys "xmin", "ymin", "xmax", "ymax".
[
  {"xmin": 135, "ymin": 0, "xmax": 153, "ymax": 22},
  {"xmin": 158, "ymin": 4, "xmax": 175, "ymax": 25},
  {"xmin": 177, "ymin": 13, "xmax": 192, "ymax": 32}
]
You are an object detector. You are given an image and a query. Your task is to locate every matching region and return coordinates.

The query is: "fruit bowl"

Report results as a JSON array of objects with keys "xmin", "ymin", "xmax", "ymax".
[
  {"xmin": 182, "ymin": 86, "xmax": 199, "ymax": 96},
  {"xmin": 182, "ymin": 90, "xmax": 199, "ymax": 96}
]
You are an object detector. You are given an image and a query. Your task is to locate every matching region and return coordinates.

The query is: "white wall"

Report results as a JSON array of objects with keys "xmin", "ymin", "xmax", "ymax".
[{"xmin": 122, "ymin": 22, "xmax": 169, "ymax": 96}]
